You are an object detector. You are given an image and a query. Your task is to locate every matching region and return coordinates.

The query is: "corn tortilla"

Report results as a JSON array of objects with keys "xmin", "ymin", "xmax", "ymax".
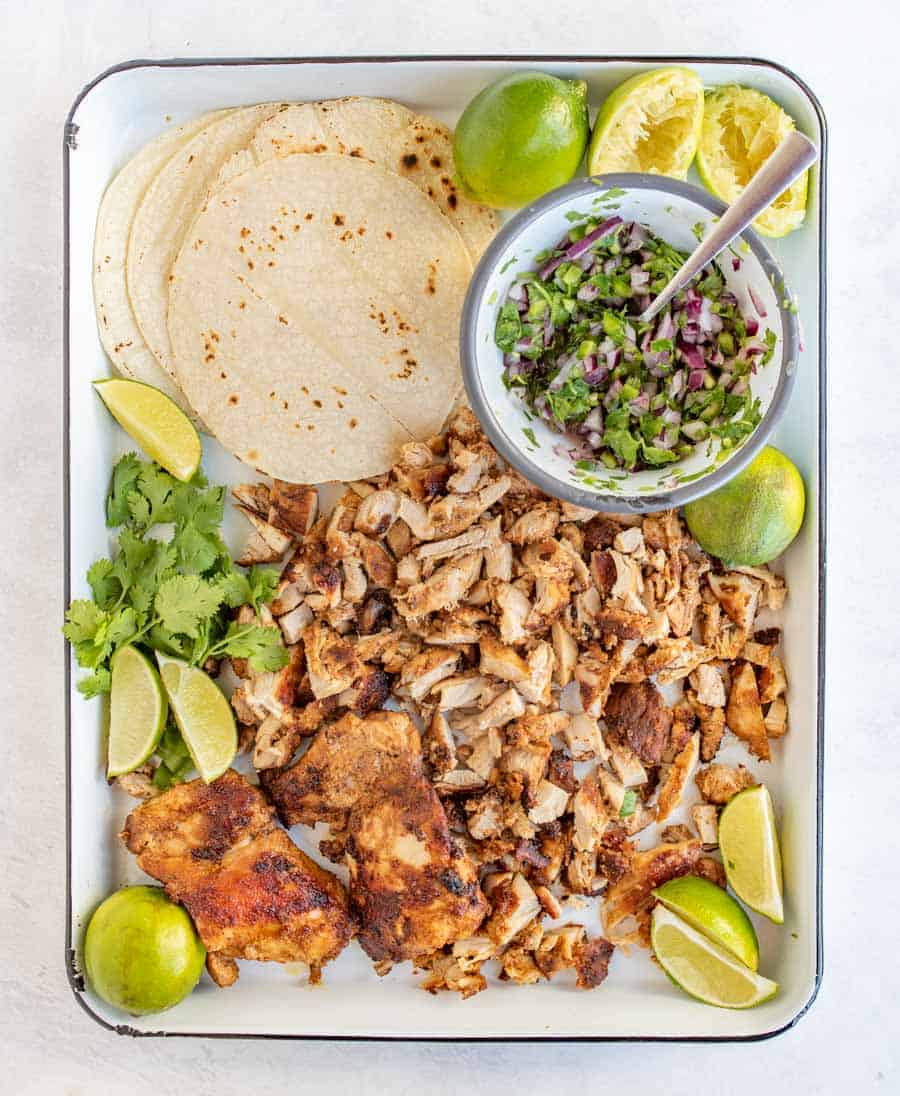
[{"xmin": 167, "ymin": 153, "xmax": 471, "ymax": 482}]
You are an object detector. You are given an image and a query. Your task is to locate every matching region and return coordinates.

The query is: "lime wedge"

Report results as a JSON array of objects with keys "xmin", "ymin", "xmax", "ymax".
[
  {"xmin": 696, "ymin": 85, "xmax": 809, "ymax": 238},
  {"xmin": 588, "ymin": 67, "xmax": 704, "ymax": 180},
  {"xmin": 155, "ymin": 654, "xmax": 236, "ymax": 783},
  {"xmin": 718, "ymin": 784, "xmax": 784, "ymax": 924},
  {"xmin": 653, "ymin": 876, "xmax": 759, "ymax": 971},
  {"xmin": 94, "ymin": 378, "xmax": 201, "ymax": 482},
  {"xmin": 107, "ymin": 645, "xmax": 167, "ymax": 778},
  {"xmin": 651, "ymin": 905, "xmax": 778, "ymax": 1009}
]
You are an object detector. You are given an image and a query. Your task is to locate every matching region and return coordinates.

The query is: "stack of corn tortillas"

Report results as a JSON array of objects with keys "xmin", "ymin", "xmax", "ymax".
[{"xmin": 93, "ymin": 98, "xmax": 497, "ymax": 481}]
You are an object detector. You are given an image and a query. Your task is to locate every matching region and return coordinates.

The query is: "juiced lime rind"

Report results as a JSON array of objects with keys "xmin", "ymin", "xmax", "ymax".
[
  {"xmin": 84, "ymin": 885, "xmax": 205, "ymax": 1015},
  {"xmin": 653, "ymin": 875, "xmax": 759, "ymax": 971},
  {"xmin": 453, "ymin": 72, "xmax": 589, "ymax": 209},
  {"xmin": 719, "ymin": 785, "xmax": 785, "ymax": 924},
  {"xmin": 588, "ymin": 67, "xmax": 704, "ymax": 181},
  {"xmin": 684, "ymin": 445, "xmax": 805, "ymax": 567},
  {"xmin": 651, "ymin": 905, "xmax": 778, "ymax": 1009},
  {"xmin": 696, "ymin": 85, "xmax": 809, "ymax": 238},
  {"xmin": 107, "ymin": 645, "xmax": 168, "ymax": 778},
  {"xmin": 94, "ymin": 377, "xmax": 202, "ymax": 482},
  {"xmin": 156, "ymin": 653, "xmax": 237, "ymax": 783}
]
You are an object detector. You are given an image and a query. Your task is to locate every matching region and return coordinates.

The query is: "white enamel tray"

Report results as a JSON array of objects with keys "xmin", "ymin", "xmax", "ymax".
[{"xmin": 64, "ymin": 56, "xmax": 826, "ymax": 1041}]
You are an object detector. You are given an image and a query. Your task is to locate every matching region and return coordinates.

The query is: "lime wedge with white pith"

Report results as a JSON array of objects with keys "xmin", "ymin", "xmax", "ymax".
[
  {"xmin": 718, "ymin": 785, "xmax": 785, "ymax": 924},
  {"xmin": 696, "ymin": 85, "xmax": 809, "ymax": 238},
  {"xmin": 651, "ymin": 905, "xmax": 778, "ymax": 1009},
  {"xmin": 107, "ymin": 645, "xmax": 167, "ymax": 778},
  {"xmin": 94, "ymin": 378, "xmax": 201, "ymax": 482},
  {"xmin": 155, "ymin": 654, "xmax": 236, "ymax": 783},
  {"xmin": 653, "ymin": 876, "xmax": 759, "ymax": 971},
  {"xmin": 587, "ymin": 67, "xmax": 704, "ymax": 180}
]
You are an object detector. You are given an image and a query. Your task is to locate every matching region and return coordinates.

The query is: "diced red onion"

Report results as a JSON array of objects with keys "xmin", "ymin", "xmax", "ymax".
[
  {"xmin": 507, "ymin": 282, "xmax": 526, "ymax": 301},
  {"xmin": 745, "ymin": 316, "xmax": 759, "ymax": 336},
  {"xmin": 670, "ymin": 369, "xmax": 685, "ymax": 398},
  {"xmin": 549, "ymin": 355, "xmax": 578, "ymax": 391},
  {"xmin": 687, "ymin": 369, "xmax": 706, "ymax": 391},
  {"xmin": 543, "ymin": 315, "xmax": 555, "ymax": 346},
  {"xmin": 629, "ymin": 393, "xmax": 651, "ymax": 415},
  {"xmin": 680, "ymin": 342, "xmax": 705, "ymax": 371},
  {"xmin": 577, "ymin": 283, "xmax": 600, "ymax": 302},
  {"xmin": 578, "ymin": 250, "xmax": 596, "ymax": 271},
  {"xmin": 732, "ymin": 257, "xmax": 742, "ymax": 271},
  {"xmin": 732, "ymin": 378, "xmax": 749, "ymax": 395},
  {"xmin": 624, "ymin": 222, "xmax": 648, "ymax": 252},
  {"xmin": 584, "ymin": 407, "xmax": 604, "ymax": 432},
  {"xmin": 604, "ymin": 378, "xmax": 623, "ymax": 407},
  {"xmin": 661, "ymin": 407, "xmax": 681, "ymax": 426},
  {"xmin": 630, "ymin": 268, "xmax": 650, "ymax": 291},
  {"xmin": 656, "ymin": 311, "xmax": 675, "ymax": 342},
  {"xmin": 748, "ymin": 285, "xmax": 768, "ymax": 317},
  {"xmin": 603, "ymin": 258, "xmax": 618, "ymax": 276},
  {"xmin": 564, "ymin": 216, "xmax": 623, "ymax": 261}
]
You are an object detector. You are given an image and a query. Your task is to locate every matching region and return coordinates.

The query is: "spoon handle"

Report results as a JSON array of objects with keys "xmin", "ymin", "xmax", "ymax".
[{"xmin": 640, "ymin": 130, "xmax": 819, "ymax": 323}]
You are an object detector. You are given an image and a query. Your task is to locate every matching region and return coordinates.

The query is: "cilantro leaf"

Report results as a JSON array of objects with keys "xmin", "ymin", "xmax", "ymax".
[
  {"xmin": 87, "ymin": 558, "xmax": 121, "ymax": 609},
  {"xmin": 619, "ymin": 789, "xmax": 637, "ymax": 818},
  {"xmin": 212, "ymin": 621, "xmax": 289, "ymax": 671},
  {"xmin": 63, "ymin": 600, "xmax": 106, "ymax": 646},
  {"xmin": 106, "ymin": 453, "xmax": 142, "ymax": 527},
  {"xmin": 172, "ymin": 523, "xmax": 229, "ymax": 576},
  {"xmin": 154, "ymin": 575, "xmax": 224, "ymax": 638},
  {"xmin": 546, "ymin": 376, "xmax": 593, "ymax": 424},
  {"xmin": 494, "ymin": 300, "xmax": 524, "ymax": 353},
  {"xmin": 603, "ymin": 426, "xmax": 640, "ymax": 469},
  {"xmin": 77, "ymin": 668, "xmax": 111, "ymax": 698}
]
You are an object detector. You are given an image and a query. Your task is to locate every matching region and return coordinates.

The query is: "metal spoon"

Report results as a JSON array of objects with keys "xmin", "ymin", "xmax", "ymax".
[{"xmin": 640, "ymin": 130, "xmax": 819, "ymax": 324}]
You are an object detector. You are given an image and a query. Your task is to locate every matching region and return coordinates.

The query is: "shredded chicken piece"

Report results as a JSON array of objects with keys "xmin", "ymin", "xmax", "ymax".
[
  {"xmin": 726, "ymin": 661, "xmax": 770, "ymax": 761},
  {"xmin": 695, "ymin": 764, "xmax": 756, "ymax": 805},
  {"xmin": 656, "ymin": 733, "xmax": 700, "ymax": 823}
]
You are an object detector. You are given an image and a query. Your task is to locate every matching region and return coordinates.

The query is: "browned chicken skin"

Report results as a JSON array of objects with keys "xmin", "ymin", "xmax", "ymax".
[
  {"xmin": 122, "ymin": 770, "xmax": 353, "ymax": 975},
  {"xmin": 346, "ymin": 775, "xmax": 488, "ymax": 962},
  {"xmin": 265, "ymin": 710, "xmax": 488, "ymax": 962}
]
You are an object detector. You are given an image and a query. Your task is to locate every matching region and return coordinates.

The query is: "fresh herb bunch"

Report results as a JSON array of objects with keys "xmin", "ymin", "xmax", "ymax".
[
  {"xmin": 495, "ymin": 214, "xmax": 769, "ymax": 472},
  {"xmin": 64, "ymin": 453, "xmax": 288, "ymax": 698}
]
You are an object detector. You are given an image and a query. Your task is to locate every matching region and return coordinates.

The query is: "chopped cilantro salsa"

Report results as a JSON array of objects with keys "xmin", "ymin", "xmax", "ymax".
[{"xmin": 494, "ymin": 216, "xmax": 770, "ymax": 471}]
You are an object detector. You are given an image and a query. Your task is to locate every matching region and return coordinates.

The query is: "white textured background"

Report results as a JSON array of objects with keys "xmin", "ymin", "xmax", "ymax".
[{"xmin": 1, "ymin": 0, "xmax": 895, "ymax": 1091}]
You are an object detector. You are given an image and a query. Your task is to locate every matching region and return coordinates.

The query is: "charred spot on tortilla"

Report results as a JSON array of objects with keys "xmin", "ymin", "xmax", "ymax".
[
  {"xmin": 430, "ymin": 156, "xmax": 442, "ymax": 169},
  {"xmin": 240, "ymin": 227, "xmax": 251, "ymax": 238},
  {"xmin": 349, "ymin": 418, "xmax": 358, "ymax": 429},
  {"xmin": 402, "ymin": 153, "xmax": 418, "ymax": 169},
  {"xmin": 228, "ymin": 394, "xmax": 239, "ymax": 405},
  {"xmin": 447, "ymin": 193, "xmax": 458, "ymax": 209},
  {"xmin": 385, "ymin": 231, "xmax": 393, "ymax": 240},
  {"xmin": 305, "ymin": 212, "xmax": 314, "ymax": 221},
  {"xmin": 332, "ymin": 214, "xmax": 345, "ymax": 226}
]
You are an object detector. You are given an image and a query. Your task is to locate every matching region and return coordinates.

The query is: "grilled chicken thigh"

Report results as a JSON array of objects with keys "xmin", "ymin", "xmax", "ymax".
[
  {"xmin": 265, "ymin": 710, "xmax": 488, "ymax": 961},
  {"xmin": 122, "ymin": 770, "xmax": 353, "ymax": 978}
]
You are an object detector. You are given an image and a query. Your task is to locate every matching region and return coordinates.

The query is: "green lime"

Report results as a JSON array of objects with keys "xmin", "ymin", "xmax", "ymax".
[
  {"xmin": 83, "ymin": 885, "xmax": 205, "ymax": 1015},
  {"xmin": 588, "ymin": 67, "xmax": 704, "ymax": 180},
  {"xmin": 696, "ymin": 85, "xmax": 809, "ymax": 238},
  {"xmin": 718, "ymin": 785, "xmax": 784, "ymax": 924},
  {"xmin": 651, "ymin": 905, "xmax": 777, "ymax": 1009},
  {"xmin": 94, "ymin": 377, "xmax": 201, "ymax": 482},
  {"xmin": 453, "ymin": 71, "xmax": 589, "ymax": 209},
  {"xmin": 156, "ymin": 653, "xmax": 236, "ymax": 783},
  {"xmin": 654, "ymin": 876, "xmax": 759, "ymax": 971},
  {"xmin": 107, "ymin": 645, "xmax": 168, "ymax": 778},
  {"xmin": 684, "ymin": 446, "xmax": 805, "ymax": 566}
]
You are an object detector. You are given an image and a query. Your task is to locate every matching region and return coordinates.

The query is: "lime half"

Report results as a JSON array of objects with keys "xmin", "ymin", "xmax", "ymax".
[
  {"xmin": 588, "ymin": 67, "xmax": 704, "ymax": 180},
  {"xmin": 654, "ymin": 876, "xmax": 759, "ymax": 971},
  {"xmin": 107, "ymin": 645, "xmax": 167, "ymax": 778},
  {"xmin": 718, "ymin": 785, "xmax": 784, "ymax": 924},
  {"xmin": 94, "ymin": 378, "xmax": 201, "ymax": 482},
  {"xmin": 156, "ymin": 654, "xmax": 236, "ymax": 783},
  {"xmin": 651, "ymin": 905, "xmax": 778, "ymax": 1009},
  {"xmin": 696, "ymin": 85, "xmax": 809, "ymax": 238}
]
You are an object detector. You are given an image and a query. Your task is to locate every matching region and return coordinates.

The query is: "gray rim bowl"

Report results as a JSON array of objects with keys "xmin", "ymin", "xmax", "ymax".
[{"xmin": 460, "ymin": 173, "xmax": 800, "ymax": 513}]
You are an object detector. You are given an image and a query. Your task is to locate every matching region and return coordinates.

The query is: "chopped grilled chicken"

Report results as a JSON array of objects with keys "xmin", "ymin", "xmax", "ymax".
[
  {"xmin": 656, "ymin": 733, "xmax": 700, "ymax": 823},
  {"xmin": 527, "ymin": 781, "xmax": 570, "ymax": 824},
  {"xmin": 564, "ymin": 713, "xmax": 607, "ymax": 762},
  {"xmin": 423, "ymin": 710, "xmax": 457, "ymax": 774},
  {"xmin": 758, "ymin": 654, "xmax": 788, "ymax": 704},
  {"xmin": 206, "ymin": 953, "xmax": 240, "ymax": 988},
  {"xmin": 238, "ymin": 527, "xmax": 284, "ymax": 565},
  {"xmin": 707, "ymin": 572, "xmax": 762, "ymax": 633},
  {"xmin": 691, "ymin": 803, "xmax": 719, "ymax": 848},
  {"xmin": 415, "ymin": 518, "xmax": 501, "ymax": 563},
  {"xmin": 726, "ymin": 661, "xmax": 770, "ymax": 761},
  {"xmin": 575, "ymin": 643, "xmax": 636, "ymax": 718},
  {"xmin": 427, "ymin": 476, "xmax": 511, "ymax": 540},
  {"xmin": 398, "ymin": 552, "xmax": 483, "ymax": 616},
  {"xmin": 690, "ymin": 662, "xmax": 727, "ymax": 708},
  {"xmin": 454, "ymin": 687, "xmax": 526, "ymax": 736},
  {"xmin": 645, "ymin": 637, "xmax": 713, "ymax": 684},
  {"xmin": 236, "ymin": 505, "xmax": 294, "ymax": 559},
  {"xmin": 485, "ymin": 873, "xmax": 542, "ymax": 947},
  {"xmin": 479, "ymin": 632, "xmax": 529, "ymax": 682},
  {"xmin": 506, "ymin": 504, "xmax": 560, "ymax": 546},
  {"xmin": 433, "ymin": 769, "xmax": 487, "ymax": 794},
  {"xmin": 492, "ymin": 581, "xmax": 532, "ymax": 644},
  {"xmin": 264, "ymin": 710, "xmax": 422, "ymax": 827},
  {"xmin": 345, "ymin": 773, "xmax": 488, "ymax": 962},
  {"xmin": 572, "ymin": 770, "xmax": 610, "ymax": 853},
  {"xmin": 122, "ymin": 771, "xmax": 353, "ymax": 975},
  {"xmin": 269, "ymin": 482, "xmax": 318, "ymax": 538},
  {"xmin": 397, "ymin": 647, "xmax": 460, "ymax": 702},
  {"xmin": 695, "ymin": 763, "xmax": 756, "ymax": 805},
  {"xmin": 604, "ymin": 681, "xmax": 672, "ymax": 765},
  {"xmin": 608, "ymin": 740, "xmax": 648, "ymax": 788},
  {"xmin": 732, "ymin": 564, "xmax": 787, "ymax": 609},
  {"xmin": 113, "ymin": 769, "xmax": 159, "ymax": 800},
  {"xmin": 303, "ymin": 621, "xmax": 362, "ymax": 699},
  {"xmin": 764, "ymin": 697, "xmax": 789, "ymax": 738},
  {"xmin": 574, "ymin": 936, "xmax": 615, "ymax": 989},
  {"xmin": 603, "ymin": 840, "xmax": 701, "ymax": 944},
  {"xmin": 466, "ymin": 728, "xmax": 504, "ymax": 781},
  {"xmin": 551, "ymin": 620, "xmax": 579, "ymax": 686}
]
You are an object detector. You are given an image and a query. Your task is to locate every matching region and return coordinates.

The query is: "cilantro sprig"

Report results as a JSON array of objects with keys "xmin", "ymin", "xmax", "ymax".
[{"xmin": 64, "ymin": 454, "xmax": 288, "ymax": 699}]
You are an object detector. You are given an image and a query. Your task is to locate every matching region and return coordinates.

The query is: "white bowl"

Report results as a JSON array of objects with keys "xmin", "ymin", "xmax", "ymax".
[{"xmin": 460, "ymin": 174, "xmax": 800, "ymax": 512}]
